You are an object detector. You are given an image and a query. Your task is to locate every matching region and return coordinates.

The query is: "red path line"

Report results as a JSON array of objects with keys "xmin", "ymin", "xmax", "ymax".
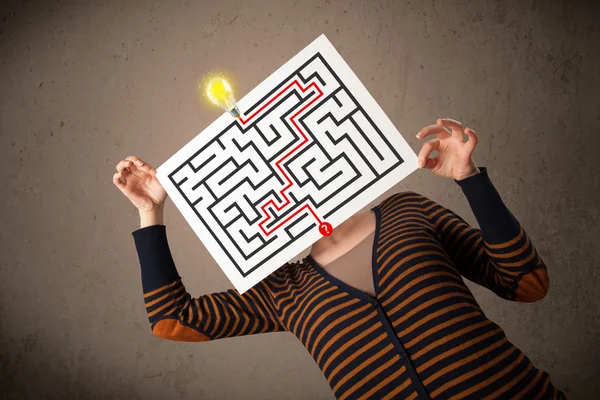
[{"xmin": 237, "ymin": 80, "xmax": 324, "ymax": 236}]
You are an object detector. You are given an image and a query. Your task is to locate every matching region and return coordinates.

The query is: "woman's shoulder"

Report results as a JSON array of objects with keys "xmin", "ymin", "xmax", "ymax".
[
  {"xmin": 378, "ymin": 190, "xmax": 430, "ymax": 209},
  {"xmin": 260, "ymin": 257, "xmax": 310, "ymax": 292}
]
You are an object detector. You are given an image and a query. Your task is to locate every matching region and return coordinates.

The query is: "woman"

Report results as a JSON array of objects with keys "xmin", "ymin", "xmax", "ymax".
[{"xmin": 113, "ymin": 118, "xmax": 567, "ymax": 399}]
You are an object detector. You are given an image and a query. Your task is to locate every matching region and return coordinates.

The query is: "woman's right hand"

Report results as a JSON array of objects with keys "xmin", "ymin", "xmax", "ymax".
[{"xmin": 112, "ymin": 156, "xmax": 167, "ymax": 214}]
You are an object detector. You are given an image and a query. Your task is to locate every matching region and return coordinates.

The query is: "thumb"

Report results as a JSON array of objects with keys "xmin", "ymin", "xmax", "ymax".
[{"xmin": 422, "ymin": 157, "xmax": 437, "ymax": 170}]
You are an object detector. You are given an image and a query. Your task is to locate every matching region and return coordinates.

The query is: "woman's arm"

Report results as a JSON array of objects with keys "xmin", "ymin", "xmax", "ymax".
[
  {"xmin": 133, "ymin": 209, "xmax": 286, "ymax": 341},
  {"xmin": 422, "ymin": 167, "xmax": 549, "ymax": 302},
  {"xmin": 113, "ymin": 155, "xmax": 285, "ymax": 342},
  {"xmin": 414, "ymin": 118, "xmax": 550, "ymax": 302}
]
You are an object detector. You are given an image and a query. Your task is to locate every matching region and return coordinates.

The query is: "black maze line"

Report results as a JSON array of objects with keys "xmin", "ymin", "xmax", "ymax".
[
  {"xmin": 272, "ymin": 90, "xmax": 317, "ymax": 163},
  {"xmin": 167, "ymin": 80, "xmax": 324, "ymax": 274},
  {"xmin": 187, "ymin": 88, "xmax": 316, "ymax": 195},
  {"xmin": 283, "ymin": 212, "xmax": 315, "ymax": 239},
  {"xmin": 167, "ymin": 55, "xmax": 403, "ymax": 278},
  {"xmin": 171, "ymin": 88, "xmax": 313, "ymax": 188},
  {"xmin": 253, "ymin": 123, "xmax": 281, "ymax": 146},
  {"xmin": 183, "ymin": 88, "xmax": 312, "ymax": 208},
  {"xmin": 243, "ymin": 54, "xmax": 328, "ymax": 115}
]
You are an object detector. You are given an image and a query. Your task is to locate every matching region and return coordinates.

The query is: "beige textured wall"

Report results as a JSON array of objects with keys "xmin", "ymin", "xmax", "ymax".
[{"xmin": 1, "ymin": 0, "xmax": 599, "ymax": 399}]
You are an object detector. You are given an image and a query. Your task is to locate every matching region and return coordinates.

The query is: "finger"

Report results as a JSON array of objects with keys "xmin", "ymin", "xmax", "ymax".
[
  {"xmin": 464, "ymin": 127, "xmax": 478, "ymax": 151},
  {"xmin": 125, "ymin": 155, "xmax": 143, "ymax": 165},
  {"xmin": 125, "ymin": 155, "xmax": 148, "ymax": 169},
  {"xmin": 422, "ymin": 157, "xmax": 438, "ymax": 170},
  {"xmin": 119, "ymin": 159, "xmax": 145, "ymax": 177},
  {"xmin": 437, "ymin": 118, "xmax": 464, "ymax": 140},
  {"xmin": 417, "ymin": 138, "xmax": 440, "ymax": 168},
  {"xmin": 135, "ymin": 161, "xmax": 157, "ymax": 176},
  {"xmin": 125, "ymin": 156, "xmax": 156, "ymax": 176},
  {"xmin": 113, "ymin": 172, "xmax": 126, "ymax": 188},
  {"xmin": 116, "ymin": 160, "xmax": 133, "ymax": 173},
  {"xmin": 417, "ymin": 124, "xmax": 451, "ymax": 140}
]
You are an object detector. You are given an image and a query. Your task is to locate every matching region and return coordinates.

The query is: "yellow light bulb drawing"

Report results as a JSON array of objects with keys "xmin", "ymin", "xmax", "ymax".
[{"xmin": 205, "ymin": 77, "xmax": 241, "ymax": 119}]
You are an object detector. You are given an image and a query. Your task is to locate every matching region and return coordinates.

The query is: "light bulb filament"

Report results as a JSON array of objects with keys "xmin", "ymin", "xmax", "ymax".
[{"xmin": 205, "ymin": 77, "xmax": 241, "ymax": 119}]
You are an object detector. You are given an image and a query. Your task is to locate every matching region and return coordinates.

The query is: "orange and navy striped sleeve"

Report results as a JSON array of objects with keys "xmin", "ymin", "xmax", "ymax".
[
  {"xmin": 421, "ymin": 167, "xmax": 550, "ymax": 302},
  {"xmin": 132, "ymin": 225, "xmax": 286, "ymax": 342}
]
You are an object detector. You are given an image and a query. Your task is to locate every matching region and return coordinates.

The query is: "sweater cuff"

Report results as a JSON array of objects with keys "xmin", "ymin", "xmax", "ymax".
[
  {"xmin": 454, "ymin": 167, "xmax": 521, "ymax": 244},
  {"xmin": 132, "ymin": 225, "xmax": 181, "ymax": 293}
]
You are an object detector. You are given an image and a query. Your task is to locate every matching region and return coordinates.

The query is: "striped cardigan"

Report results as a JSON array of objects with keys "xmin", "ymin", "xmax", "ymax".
[{"xmin": 132, "ymin": 167, "xmax": 567, "ymax": 399}]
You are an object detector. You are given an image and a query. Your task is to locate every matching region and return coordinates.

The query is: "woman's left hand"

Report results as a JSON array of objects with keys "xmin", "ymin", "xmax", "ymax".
[{"xmin": 416, "ymin": 118, "xmax": 481, "ymax": 181}]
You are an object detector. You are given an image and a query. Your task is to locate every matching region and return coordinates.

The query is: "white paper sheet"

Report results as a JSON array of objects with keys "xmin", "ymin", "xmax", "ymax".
[{"xmin": 156, "ymin": 34, "xmax": 418, "ymax": 294}]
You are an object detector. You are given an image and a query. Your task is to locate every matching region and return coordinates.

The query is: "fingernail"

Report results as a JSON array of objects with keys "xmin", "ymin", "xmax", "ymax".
[{"xmin": 136, "ymin": 160, "xmax": 143, "ymax": 166}]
